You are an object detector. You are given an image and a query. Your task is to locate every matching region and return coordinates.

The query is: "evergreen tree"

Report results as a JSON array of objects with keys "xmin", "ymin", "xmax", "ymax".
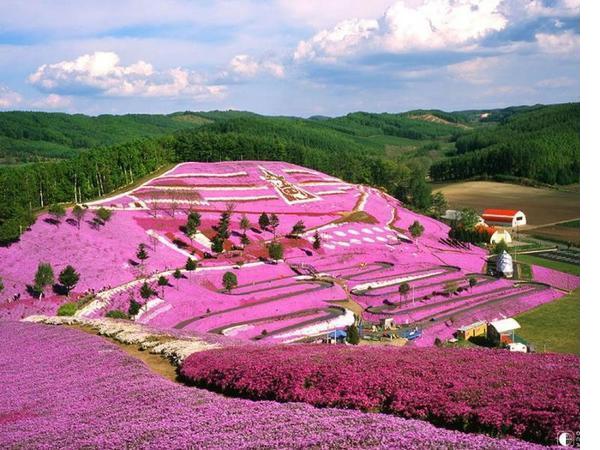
[
  {"xmin": 313, "ymin": 230, "xmax": 321, "ymax": 250},
  {"xmin": 269, "ymin": 213, "xmax": 280, "ymax": 235},
  {"xmin": 268, "ymin": 241, "xmax": 284, "ymax": 260},
  {"xmin": 240, "ymin": 233, "xmax": 250, "ymax": 247},
  {"xmin": 128, "ymin": 299, "xmax": 141, "ymax": 317},
  {"xmin": 173, "ymin": 268, "xmax": 183, "ymax": 290},
  {"xmin": 290, "ymin": 220, "xmax": 305, "ymax": 237},
  {"xmin": 0, "ymin": 277, "xmax": 4, "ymax": 294},
  {"xmin": 34, "ymin": 262, "xmax": 54, "ymax": 298},
  {"xmin": 429, "ymin": 192, "xmax": 448, "ymax": 218},
  {"xmin": 158, "ymin": 275, "xmax": 169, "ymax": 297},
  {"xmin": 95, "ymin": 207, "xmax": 112, "ymax": 223},
  {"xmin": 136, "ymin": 243, "xmax": 149, "ymax": 270},
  {"xmin": 211, "ymin": 236, "xmax": 224, "ymax": 253},
  {"xmin": 346, "ymin": 323, "xmax": 360, "ymax": 345},
  {"xmin": 140, "ymin": 281, "xmax": 156, "ymax": 304},
  {"xmin": 59, "ymin": 265, "xmax": 80, "ymax": 295},
  {"xmin": 48, "ymin": 203, "xmax": 66, "ymax": 226},
  {"xmin": 492, "ymin": 239, "xmax": 509, "ymax": 255},
  {"xmin": 239, "ymin": 214, "xmax": 250, "ymax": 233},
  {"xmin": 399, "ymin": 282, "xmax": 410, "ymax": 304},
  {"xmin": 72, "ymin": 204, "xmax": 86, "ymax": 230},
  {"xmin": 408, "ymin": 220, "xmax": 424, "ymax": 242},
  {"xmin": 258, "ymin": 212, "xmax": 270, "ymax": 231},
  {"xmin": 222, "ymin": 271, "xmax": 238, "ymax": 292},
  {"xmin": 468, "ymin": 276, "xmax": 478, "ymax": 290},
  {"xmin": 185, "ymin": 257, "xmax": 198, "ymax": 271}
]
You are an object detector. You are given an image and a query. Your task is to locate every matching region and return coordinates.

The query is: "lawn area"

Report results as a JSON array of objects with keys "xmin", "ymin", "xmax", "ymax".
[
  {"xmin": 516, "ymin": 254, "xmax": 579, "ymax": 275},
  {"xmin": 516, "ymin": 289, "xmax": 579, "ymax": 355}
]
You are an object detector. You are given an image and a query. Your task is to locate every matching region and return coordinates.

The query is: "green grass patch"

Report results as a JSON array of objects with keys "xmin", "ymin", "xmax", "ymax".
[
  {"xmin": 560, "ymin": 219, "xmax": 580, "ymax": 228},
  {"xmin": 515, "ymin": 289, "xmax": 579, "ymax": 355},
  {"xmin": 57, "ymin": 302, "xmax": 78, "ymax": 316},
  {"xmin": 516, "ymin": 254, "xmax": 579, "ymax": 275}
]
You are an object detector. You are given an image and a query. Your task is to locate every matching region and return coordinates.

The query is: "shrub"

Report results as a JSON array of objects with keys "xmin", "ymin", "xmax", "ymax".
[
  {"xmin": 57, "ymin": 302, "xmax": 78, "ymax": 316},
  {"xmin": 105, "ymin": 310, "xmax": 129, "ymax": 320}
]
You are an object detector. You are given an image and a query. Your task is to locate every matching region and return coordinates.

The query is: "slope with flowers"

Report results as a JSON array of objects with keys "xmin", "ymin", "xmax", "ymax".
[{"xmin": 0, "ymin": 161, "xmax": 574, "ymax": 343}]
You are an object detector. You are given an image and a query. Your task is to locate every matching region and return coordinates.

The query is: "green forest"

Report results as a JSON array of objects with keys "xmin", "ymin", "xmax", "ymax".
[
  {"xmin": 0, "ymin": 103, "xmax": 579, "ymax": 243},
  {"xmin": 429, "ymin": 103, "xmax": 579, "ymax": 185}
]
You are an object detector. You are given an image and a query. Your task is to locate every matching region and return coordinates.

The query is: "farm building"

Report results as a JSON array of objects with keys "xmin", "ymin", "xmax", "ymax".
[
  {"xmin": 487, "ymin": 318, "xmax": 521, "ymax": 345},
  {"xmin": 457, "ymin": 321, "xmax": 487, "ymax": 340},
  {"xmin": 482, "ymin": 209, "xmax": 526, "ymax": 228},
  {"xmin": 496, "ymin": 250, "xmax": 514, "ymax": 278},
  {"xmin": 490, "ymin": 229, "xmax": 512, "ymax": 245}
]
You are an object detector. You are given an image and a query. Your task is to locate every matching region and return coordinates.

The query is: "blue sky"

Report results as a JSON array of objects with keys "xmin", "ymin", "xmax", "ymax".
[{"xmin": 0, "ymin": 0, "xmax": 580, "ymax": 116}]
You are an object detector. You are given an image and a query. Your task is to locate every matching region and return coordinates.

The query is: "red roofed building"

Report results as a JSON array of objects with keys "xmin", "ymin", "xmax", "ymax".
[{"xmin": 481, "ymin": 209, "xmax": 526, "ymax": 228}]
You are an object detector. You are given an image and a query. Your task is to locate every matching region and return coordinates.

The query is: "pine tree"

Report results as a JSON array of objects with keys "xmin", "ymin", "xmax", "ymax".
[
  {"xmin": 185, "ymin": 257, "xmax": 197, "ymax": 271},
  {"xmin": 268, "ymin": 241, "xmax": 284, "ymax": 261},
  {"xmin": 258, "ymin": 212, "xmax": 270, "ymax": 231},
  {"xmin": 34, "ymin": 262, "xmax": 54, "ymax": 298},
  {"xmin": 158, "ymin": 275, "xmax": 169, "ymax": 297},
  {"xmin": 72, "ymin": 205, "xmax": 86, "ymax": 230},
  {"xmin": 313, "ymin": 230, "xmax": 321, "ymax": 250},
  {"xmin": 59, "ymin": 265, "xmax": 80, "ymax": 295},
  {"xmin": 290, "ymin": 220, "xmax": 305, "ymax": 237},
  {"xmin": 269, "ymin": 213, "xmax": 280, "ymax": 236}
]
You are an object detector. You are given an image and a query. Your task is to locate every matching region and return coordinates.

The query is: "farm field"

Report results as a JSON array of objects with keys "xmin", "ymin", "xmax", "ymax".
[
  {"xmin": 515, "ymin": 289, "xmax": 580, "ymax": 355},
  {"xmin": 0, "ymin": 161, "xmax": 578, "ymax": 347},
  {"xmin": 432, "ymin": 181, "xmax": 580, "ymax": 226}
]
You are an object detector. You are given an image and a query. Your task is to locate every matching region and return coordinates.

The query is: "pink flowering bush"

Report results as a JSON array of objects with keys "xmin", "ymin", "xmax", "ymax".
[
  {"xmin": 181, "ymin": 345, "xmax": 579, "ymax": 445},
  {"xmin": 0, "ymin": 321, "xmax": 550, "ymax": 450}
]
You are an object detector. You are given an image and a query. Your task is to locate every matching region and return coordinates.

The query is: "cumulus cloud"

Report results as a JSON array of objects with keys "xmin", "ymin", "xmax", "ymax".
[
  {"xmin": 294, "ymin": 0, "xmax": 507, "ymax": 62},
  {"xmin": 228, "ymin": 54, "xmax": 285, "ymax": 78},
  {"xmin": 536, "ymin": 31, "xmax": 579, "ymax": 54},
  {"xmin": 28, "ymin": 51, "xmax": 226, "ymax": 99},
  {"xmin": 294, "ymin": 18, "xmax": 379, "ymax": 61},
  {"xmin": 0, "ymin": 86, "xmax": 22, "ymax": 108}
]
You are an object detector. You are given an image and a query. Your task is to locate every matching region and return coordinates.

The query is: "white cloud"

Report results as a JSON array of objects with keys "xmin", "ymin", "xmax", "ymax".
[
  {"xmin": 447, "ymin": 57, "xmax": 502, "ymax": 85},
  {"xmin": 228, "ymin": 54, "xmax": 285, "ymax": 78},
  {"xmin": 0, "ymin": 86, "xmax": 22, "ymax": 108},
  {"xmin": 28, "ymin": 51, "xmax": 226, "ymax": 100},
  {"xmin": 294, "ymin": 0, "xmax": 507, "ymax": 61},
  {"xmin": 294, "ymin": 18, "xmax": 379, "ymax": 61},
  {"xmin": 536, "ymin": 31, "xmax": 579, "ymax": 55},
  {"xmin": 520, "ymin": 0, "xmax": 579, "ymax": 18},
  {"xmin": 32, "ymin": 94, "xmax": 73, "ymax": 109}
]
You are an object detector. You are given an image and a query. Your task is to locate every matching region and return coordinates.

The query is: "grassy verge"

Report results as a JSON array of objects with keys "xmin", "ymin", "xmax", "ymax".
[
  {"xmin": 515, "ymin": 254, "xmax": 579, "ymax": 276},
  {"xmin": 515, "ymin": 289, "xmax": 580, "ymax": 355}
]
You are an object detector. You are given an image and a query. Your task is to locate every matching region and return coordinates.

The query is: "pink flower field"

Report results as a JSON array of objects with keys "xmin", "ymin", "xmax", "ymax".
[
  {"xmin": 0, "ymin": 161, "xmax": 579, "ymax": 344},
  {"xmin": 0, "ymin": 321, "xmax": 558, "ymax": 449}
]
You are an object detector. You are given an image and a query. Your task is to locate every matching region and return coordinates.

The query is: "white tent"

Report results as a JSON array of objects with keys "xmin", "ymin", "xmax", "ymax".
[{"xmin": 496, "ymin": 250, "xmax": 513, "ymax": 278}]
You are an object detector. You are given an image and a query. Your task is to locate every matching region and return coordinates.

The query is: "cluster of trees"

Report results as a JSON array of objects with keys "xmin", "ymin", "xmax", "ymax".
[
  {"xmin": 0, "ymin": 111, "xmax": 201, "ymax": 164},
  {"xmin": 31, "ymin": 262, "xmax": 80, "ymax": 299},
  {"xmin": 430, "ymin": 103, "xmax": 579, "ymax": 185}
]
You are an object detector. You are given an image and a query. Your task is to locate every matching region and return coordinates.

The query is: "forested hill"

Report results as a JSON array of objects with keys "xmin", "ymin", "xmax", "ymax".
[
  {"xmin": 0, "ymin": 111, "xmax": 209, "ymax": 164},
  {"xmin": 0, "ymin": 103, "xmax": 580, "ymax": 243},
  {"xmin": 429, "ymin": 103, "xmax": 580, "ymax": 185}
]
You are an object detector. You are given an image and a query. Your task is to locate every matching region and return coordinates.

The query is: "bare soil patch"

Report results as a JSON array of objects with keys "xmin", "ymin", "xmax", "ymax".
[{"xmin": 432, "ymin": 181, "xmax": 579, "ymax": 226}]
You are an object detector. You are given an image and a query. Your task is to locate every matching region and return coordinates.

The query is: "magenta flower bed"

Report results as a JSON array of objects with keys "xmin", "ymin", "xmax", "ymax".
[
  {"xmin": 0, "ymin": 322, "xmax": 548, "ymax": 450},
  {"xmin": 181, "ymin": 345, "xmax": 579, "ymax": 445},
  {"xmin": 532, "ymin": 265, "xmax": 579, "ymax": 291}
]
